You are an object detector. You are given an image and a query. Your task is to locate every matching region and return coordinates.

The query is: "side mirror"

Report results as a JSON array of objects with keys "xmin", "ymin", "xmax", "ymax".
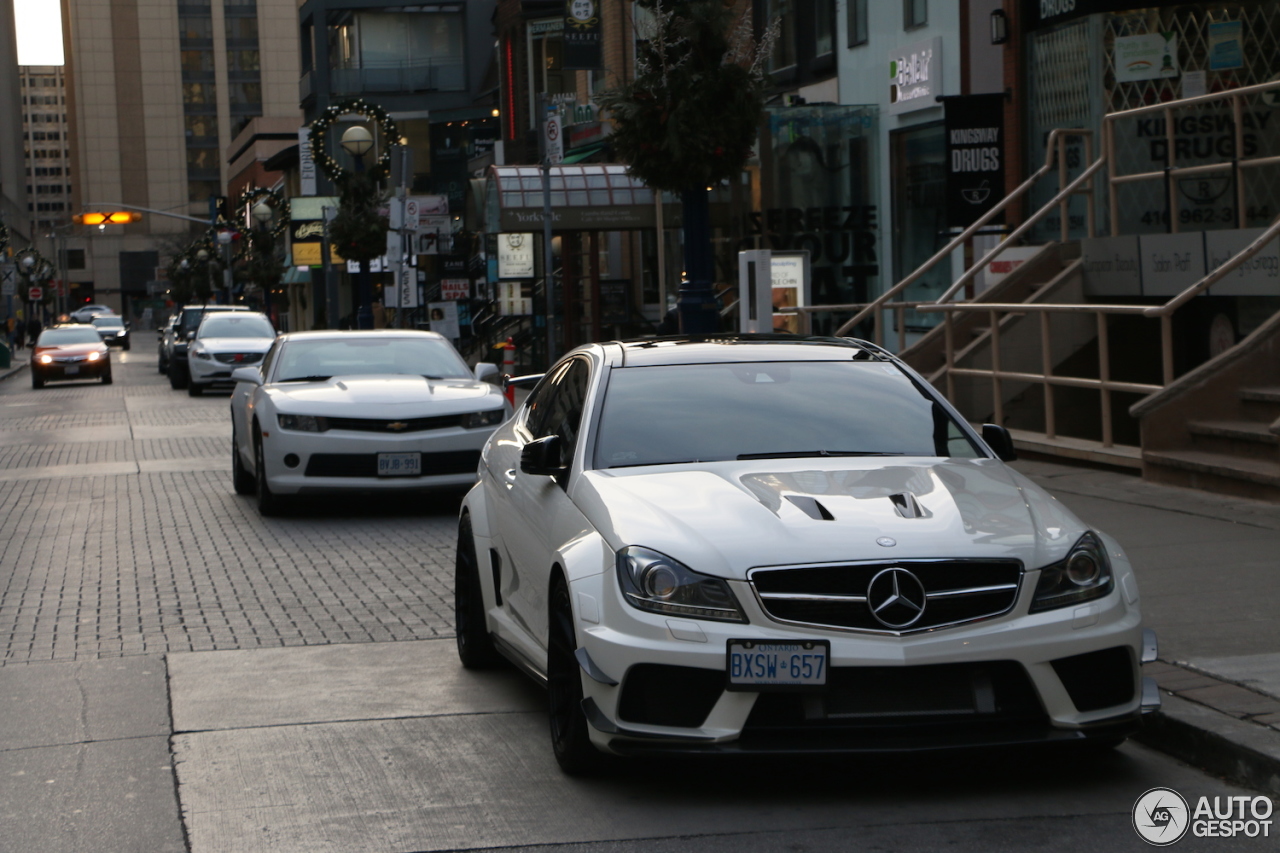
[
  {"xmin": 231, "ymin": 366, "xmax": 263, "ymax": 386},
  {"xmin": 982, "ymin": 423, "xmax": 1018, "ymax": 462},
  {"xmin": 520, "ymin": 435, "xmax": 566, "ymax": 477},
  {"xmin": 475, "ymin": 362, "xmax": 499, "ymax": 383}
]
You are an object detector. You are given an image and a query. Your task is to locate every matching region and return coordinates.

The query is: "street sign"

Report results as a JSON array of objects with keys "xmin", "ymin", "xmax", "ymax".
[
  {"xmin": 545, "ymin": 114, "xmax": 563, "ymax": 164},
  {"xmin": 0, "ymin": 263, "xmax": 15, "ymax": 296},
  {"xmin": 404, "ymin": 198, "xmax": 420, "ymax": 231},
  {"xmin": 28, "ymin": 286, "xmax": 42, "ymax": 302}
]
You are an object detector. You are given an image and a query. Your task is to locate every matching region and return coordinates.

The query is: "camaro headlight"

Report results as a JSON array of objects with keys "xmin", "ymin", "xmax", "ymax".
[
  {"xmin": 191, "ymin": 350, "xmax": 212, "ymax": 360},
  {"xmin": 277, "ymin": 413, "xmax": 329, "ymax": 432},
  {"xmin": 617, "ymin": 546, "xmax": 746, "ymax": 623},
  {"xmin": 1029, "ymin": 531, "xmax": 1114, "ymax": 613},
  {"xmin": 87, "ymin": 352, "xmax": 100, "ymax": 361},
  {"xmin": 461, "ymin": 408, "xmax": 505, "ymax": 429}
]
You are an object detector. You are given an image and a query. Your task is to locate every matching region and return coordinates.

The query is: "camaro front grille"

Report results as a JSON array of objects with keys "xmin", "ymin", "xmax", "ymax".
[
  {"xmin": 304, "ymin": 450, "xmax": 481, "ymax": 478},
  {"xmin": 213, "ymin": 352, "xmax": 262, "ymax": 364},
  {"xmin": 749, "ymin": 560, "xmax": 1023, "ymax": 634},
  {"xmin": 324, "ymin": 414, "xmax": 468, "ymax": 433}
]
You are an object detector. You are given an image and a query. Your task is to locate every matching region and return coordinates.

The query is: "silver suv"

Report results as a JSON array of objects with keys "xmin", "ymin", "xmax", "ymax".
[{"xmin": 165, "ymin": 304, "xmax": 251, "ymax": 389}]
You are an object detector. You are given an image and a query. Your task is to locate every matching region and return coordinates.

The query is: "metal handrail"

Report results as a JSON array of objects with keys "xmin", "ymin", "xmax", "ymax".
[{"xmin": 832, "ymin": 128, "xmax": 1094, "ymax": 339}]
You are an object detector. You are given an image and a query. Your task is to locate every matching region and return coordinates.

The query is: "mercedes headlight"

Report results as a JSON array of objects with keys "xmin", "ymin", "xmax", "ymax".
[
  {"xmin": 1029, "ymin": 531, "xmax": 1114, "ymax": 613},
  {"xmin": 461, "ymin": 408, "xmax": 505, "ymax": 429},
  {"xmin": 277, "ymin": 414, "xmax": 329, "ymax": 432},
  {"xmin": 617, "ymin": 546, "xmax": 746, "ymax": 623}
]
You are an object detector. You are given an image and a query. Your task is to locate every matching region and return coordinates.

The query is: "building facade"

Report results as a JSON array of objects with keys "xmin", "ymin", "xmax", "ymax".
[
  {"xmin": 1, "ymin": 0, "xmax": 31, "ymax": 255},
  {"xmin": 60, "ymin": 0, "xmax": 301, "ymax": 316}
]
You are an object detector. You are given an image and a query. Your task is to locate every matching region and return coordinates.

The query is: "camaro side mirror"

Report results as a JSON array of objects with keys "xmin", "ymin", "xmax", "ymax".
[
  {"xmin": 982, "ymin": 423, "xmax": 1018, "ymax": 462},
  {"xmin": 520, "ymin": 435, "xmax": 566, "ymax": 477},
  {"xmin": 475, "ymin": 362, "xmax": 499, "ymax": 383},
  {"xmin": 230, "ymin": 366, "xmax": 263, "ymax": 386}
]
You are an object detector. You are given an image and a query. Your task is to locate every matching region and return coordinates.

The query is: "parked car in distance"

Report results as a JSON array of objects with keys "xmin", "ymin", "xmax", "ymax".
[
  {"xmin": 166, "ymin": 304, "xmax": 252, "ymax": 389},
  {"xmin": 30, "ymin": 325, "xmax": 112, "ymax": 388},
  {"xmin": 157, "ymin": 313, "xmax": 179, "ymax": 373},
  {"xmin": 229, "ymin": 329, "xmax": 508, "ymax": 516},
  {"xmin": 90, "ymin": 315, "xmax": 131, "ymax": 350},
  {"xmin": 454, "ymin": 335, "xmax": 1159, "ymax": 774},
  {"xmin": 186, "ymin": 311, "xmax": 276, "ymax": 396},
  {"xmin": 68, "ymin": 304, "xmax": 115, "ymax": 324}
]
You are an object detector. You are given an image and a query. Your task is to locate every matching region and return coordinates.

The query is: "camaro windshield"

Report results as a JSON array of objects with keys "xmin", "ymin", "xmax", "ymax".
[
  {"xmin": 274, "ymin": 337, "xmax": 472, "ymax": 381},
  {"xmin": 38, "ymin": 329, "xmax": 102, "ymax": 345},
  {"xmin": 593, "ymin": 361, "xmax": 981, "ymax": 468},
  {"xmin": 199, "ymin": 317, "xmax": 274, "ymax": 338}
]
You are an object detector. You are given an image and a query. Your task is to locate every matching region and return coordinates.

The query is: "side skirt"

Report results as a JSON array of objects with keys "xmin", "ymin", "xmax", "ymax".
[{"xmin": 491, "ymin": 633, "xmax": 548, "ymax": 687}]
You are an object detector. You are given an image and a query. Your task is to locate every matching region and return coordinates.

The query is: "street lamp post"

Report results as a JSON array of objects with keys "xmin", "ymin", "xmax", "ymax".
[
  {"xmin": 341, "ymin": 125, "xmax": 375, "ymax": 330},
  {"xmin": 251, "ymin": 201, "xmax": 273, "ymax": 317},
  {"xmin": 196, "ymin": 248, "xmax": 213, "ymax": 302},
  {"xmin": 216, "ymin": 230, "xmax": 234, "ymax": 305}
]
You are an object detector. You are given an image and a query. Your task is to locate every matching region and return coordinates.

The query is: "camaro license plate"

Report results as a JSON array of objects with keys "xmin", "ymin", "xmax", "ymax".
[
  {"xmin": 377, "ymin": 452, "xmax": 421, "ymax": 476},
  {"xmin": 727, "ymin": 640, "xmax": 829, "ymax": 691},
  {"xmin": 65, "ymin": 365, "xmax": 79, "ymax": 374}
]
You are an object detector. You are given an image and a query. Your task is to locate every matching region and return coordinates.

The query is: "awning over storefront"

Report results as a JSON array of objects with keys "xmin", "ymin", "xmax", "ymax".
[{"xmin": 485, "ymin": 164, "xmax": 657, "ymax": 231}]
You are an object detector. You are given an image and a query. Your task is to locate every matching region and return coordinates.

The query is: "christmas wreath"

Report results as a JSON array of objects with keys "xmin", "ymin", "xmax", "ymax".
[{"xmin": 307, "ymin": 98, "xmax": 399, "ymax": 182}]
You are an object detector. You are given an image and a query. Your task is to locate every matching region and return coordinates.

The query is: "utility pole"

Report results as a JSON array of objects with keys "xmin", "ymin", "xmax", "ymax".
[
  {"xmin": 539, "ymin": 93, "xmax": 558, "ymax": 368},
  {"xmin": 321, "ymin": 205, "xmax": 337, "ymax": 329}
]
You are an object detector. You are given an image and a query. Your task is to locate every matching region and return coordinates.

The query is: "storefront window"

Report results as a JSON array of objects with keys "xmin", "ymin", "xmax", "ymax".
[
  {"xmin": 890, "ymin": 121, "xmax": 947, "ymax": 330},
  {"xmin": 528, "ymin": 20, "xmax": 575, "ymax": 129}
]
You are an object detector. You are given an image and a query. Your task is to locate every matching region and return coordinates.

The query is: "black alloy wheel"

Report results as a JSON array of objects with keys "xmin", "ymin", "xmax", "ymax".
[
  {"xmin": 547, "ymin": 577, "xmax": 605, "ymax": 775},
  {"xmin": 231, "ymin": 430, "xmax": 255, "ymax": 495},
  {"xmin": 455, "ymin": 514, "xmax": 502, "ymax": 669},
  {"xmin": 101, "ymin": 367, "xmax": 112, "ymax": 385},
  {"xmin": 254, "ymin": 430, "xmax": 284, "ymax": 516},
  {"xmin": 31, "ymin": 371, "xmax": 43, "ymax": 389}
]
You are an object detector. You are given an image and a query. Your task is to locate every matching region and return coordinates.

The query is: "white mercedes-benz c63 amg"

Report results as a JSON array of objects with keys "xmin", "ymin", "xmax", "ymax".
[
  {"xmin": 454, "ymin": 335, "xmax": 1159, "ymax": 773},
  {"xmin": 230, "ymin": 329, "xmax": 510, "ymax": 516}
]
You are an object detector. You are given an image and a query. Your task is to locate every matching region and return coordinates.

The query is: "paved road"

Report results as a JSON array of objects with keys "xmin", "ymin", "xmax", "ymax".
[{"xmin": 0, "ymin": 350, "xmax": 1273, "ymax": 853}]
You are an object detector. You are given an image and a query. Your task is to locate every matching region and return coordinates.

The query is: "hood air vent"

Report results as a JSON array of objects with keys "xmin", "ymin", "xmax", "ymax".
[
  {"xmin": 785, "ymin": 495, "xmax": 835, "ymax": 521},
  {"xmin": 890, "ymin": 492, "xmax": 931, "ymax": 519}
]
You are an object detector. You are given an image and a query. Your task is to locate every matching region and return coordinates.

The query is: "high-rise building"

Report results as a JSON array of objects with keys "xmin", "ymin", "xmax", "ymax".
[
  {"xmin": 1, "ymin": 0, "xmax": 31, "ymax": 253},
  {"xmin": 61, "ymin": 0, "xmax": 301, "ymax": 316},
  {"xmin": 20, "ymin": 65, "xmax": 71, "ymax": 233}
]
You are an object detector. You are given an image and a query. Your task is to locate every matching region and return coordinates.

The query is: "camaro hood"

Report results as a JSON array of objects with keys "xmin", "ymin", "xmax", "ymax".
[
  {"xmin": 576, "ymin": 458, "xmax": 1086, "ymax": 578},
  {"xmin": 268, "ymin": 375, "xmax": 501, "ymax": 412},
  {"xmin": 194, "ymin": 337, "xmax": 274, "ymax": 352}
]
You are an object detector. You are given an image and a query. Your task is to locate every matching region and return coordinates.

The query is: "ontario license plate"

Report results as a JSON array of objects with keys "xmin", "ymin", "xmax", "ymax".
[
  {"xmin": 65, "ymin": 365, "xmax": 79, "ymax": 374},
  {"xmin": 377, "ymin": 452, "xmax": 421, "ymax": 476},
  {"xmin": 726, "ymin": 640, "xmax": 829, "ymax": 690}
]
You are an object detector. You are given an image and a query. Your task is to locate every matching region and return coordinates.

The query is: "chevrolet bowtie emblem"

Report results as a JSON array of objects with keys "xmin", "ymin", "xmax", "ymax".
[{"xmin": 387, "ymin": 422, "xmax": 409, "ymax": 431}]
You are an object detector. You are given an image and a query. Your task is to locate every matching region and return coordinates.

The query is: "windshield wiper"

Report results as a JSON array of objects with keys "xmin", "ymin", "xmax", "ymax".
[
  {"xmin": 736, "ymin": 450, "xmax": 906, "ymax": 460},
  {"xmin": 277, "ymin": 375, "xmax": 332, "ymax": 383}
]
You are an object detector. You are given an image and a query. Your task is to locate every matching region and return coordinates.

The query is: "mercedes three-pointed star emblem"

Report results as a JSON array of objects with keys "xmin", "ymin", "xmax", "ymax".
[{"xmin": 867, "ymin": 567, "xmax": 927, "ymax": 629}]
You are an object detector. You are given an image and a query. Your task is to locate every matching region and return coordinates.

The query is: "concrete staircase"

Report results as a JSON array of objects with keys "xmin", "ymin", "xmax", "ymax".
[{"xmin": 1133, "ymin": 311, "xmax": 1280, "ymax": 501}]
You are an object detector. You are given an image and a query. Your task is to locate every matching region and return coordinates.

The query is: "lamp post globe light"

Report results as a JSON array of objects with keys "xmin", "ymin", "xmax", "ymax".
[{"xmin": 340, "ymin": 124, "xmax": 376, "ymax": 329}]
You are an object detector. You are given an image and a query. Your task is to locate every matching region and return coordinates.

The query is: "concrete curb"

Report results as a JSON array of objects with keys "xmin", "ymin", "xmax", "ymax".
[
  {"xmin": 0, "ymin": 361, "xmax": 26, "ymax": 382},
  {"xmin": 1136, "ymin": 694, "xmax": 1280, "ymax": 796}
]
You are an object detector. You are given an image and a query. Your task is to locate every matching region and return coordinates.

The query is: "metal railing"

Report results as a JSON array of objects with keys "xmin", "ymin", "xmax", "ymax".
[{"xmin": 840, "ymin": 80, "xmax": 1280, "ymax": 448}]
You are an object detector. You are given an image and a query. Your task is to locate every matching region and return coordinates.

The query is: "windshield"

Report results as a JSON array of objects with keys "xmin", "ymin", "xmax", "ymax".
[
  {"xmin": 92, "ymin": 317, "xmax": 125, "ymax": 328},
  {"xmin": 198, "ymin": 315, "xmax": 274, "ymax": 339},
  {"xmin": 594, "ymin": 361, "xmax": 981, "ymax": 468},
  {"xmin": 274, "ymin": 337, "xmax": 472, "ymax": 382},
  {"xmin": 38, "ymin": 328, "xmax": 102, "ymax": 346}
]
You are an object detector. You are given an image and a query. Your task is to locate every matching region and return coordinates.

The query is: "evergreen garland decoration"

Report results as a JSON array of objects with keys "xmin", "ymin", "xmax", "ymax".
[
  {"xmin": 235, "ymin": 187, "xmax": 290, "ymax": 239},
  {"xmin": 0, "ymin": 220, "xmax": 9, "ymax": 253},
  {"xmin": 308, "ymin": 99, "xmax": 399, "ymax": 182},
  {"xmin": 14, "ymin": 248, "xmax": 56, "ymax": 305},
  {"xmin": 328, "ymin": 171, "xmax": 391, "ymax": 263},
  {"xmin": 165, "ymin": 237, "xmax": 218, "ymax": 305},
  {"xmin": 597, "ymin": 0, "xmax": 775, "ymax": 191}
]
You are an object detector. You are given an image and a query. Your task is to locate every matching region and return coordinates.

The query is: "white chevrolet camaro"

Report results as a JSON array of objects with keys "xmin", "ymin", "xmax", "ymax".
[
  {"xmin": 455, "ymin": 336, "xmax": 1159, "ymax": 774},
  {"xmin": 230, "ymin": 329, "xmax": 510, "ymax": 516}
]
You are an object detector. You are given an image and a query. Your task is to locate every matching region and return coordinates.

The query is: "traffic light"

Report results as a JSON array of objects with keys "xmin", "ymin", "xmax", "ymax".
[{"xmin": 74, "ymin": 211, "xmax": 142, "ymax": 225}]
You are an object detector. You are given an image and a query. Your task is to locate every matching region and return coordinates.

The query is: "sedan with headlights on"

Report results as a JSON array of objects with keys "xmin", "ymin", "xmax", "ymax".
[
  {"xmin": 90, "ymin": 315, "xmax": 131, "ymax": 350},
  {"xmin": 30, "ymin": 325, "xmax": 112, "ymax": 388},
  {"xmin": 455, "ymin": 335, "xmax": 1159, "ymax": 774},
  {"xmin": 187, "ymin": 311, "xmax": 276, "ymax": 396},
  {"xmin": 230, "ymin": 330, "xmax": 510, "ymax": 515}
]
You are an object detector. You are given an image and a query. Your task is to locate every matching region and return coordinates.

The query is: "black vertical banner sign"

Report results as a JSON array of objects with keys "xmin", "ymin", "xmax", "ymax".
[
  {"xmin": 563, "ymin": 0, "xmax": 603, "ymax": 70},
  {"xmin": 944, "ymin": 93, "xmax": 1006, "ymax": 228}
]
